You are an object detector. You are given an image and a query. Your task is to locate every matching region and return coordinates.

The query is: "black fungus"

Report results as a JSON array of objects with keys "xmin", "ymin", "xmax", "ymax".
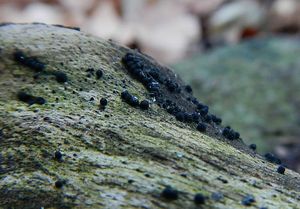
[
  {"xmin": 17, "ymin": 92, "xmax": 46, "ymax": 105},
  {"xmin": 14, "ymin": 51, "xmax": 45, "ymax": 72},
  {"xmin": 121, "ymin": 90, "xmax": 139, "ymax": 107},
  {"xmin": 249, "ymin": 144, "xmax": 257, "ymax": 151},
  {"xmin": 54, "ymin": 151, "xmax": 62, "ymax": 161},
  {"xmin": 140, "ymin": 100, "xmax": 150, "ymax": 110},
  {"xmin": 100, "ymin": 98, "xmax": 108, "ymax": 107},
  {"xmin": 194, "ymin": 193, "xmax": 205, "ymax": 204},
  {"xmin": 52, "ymin": 24, "xmax": 80, "ymax": 31},
  {"xmin": 34, "ymin": 97, "xmax": 46, "ymax": 105},
  {"xmin": 211, "ymin": 114, "xmax": 222, "ymax": 125},
  {"xmin": 175, "ymin": 112, "xmax": 185, "ymax": 122},
  {"xmin": 199, "ymin": 105, "xmax": 209, "ymax": 116},
  {"xmin": 185, "ymin": 85, "xmax": 192, "ymax": 93},
  {"xmin": 197, "ymin": 123, "xmax": 206, "ymax": 132},
  {"xmin": 204, "ymin": 114, "xmax": 212, "ymax": 123},
  {"xmin": 53, "ymin": 71, "xmax": 68, "ymax": 83},
  {"xmin": 121, "ymin": 52, "xmax": 242, "ymax": 142},
  {"xmin": 241, "ymin": 195, "xmax": 255, "ymax": 206},
  {"xmin": 184, "ymin": 112, "xmax": 193, "ymax": 123},
  {"xmin": 147, "ymin": 81, "xmax": 160, "ymax": 92},
  {"xmin": 222, "ymin": 127, "xmax": 239, "ymax": 140},
  {"xmin": 192, "ymin": 112, "xmax": 200, "ymax": 123},
  {"xmin": 277, "ymin": 165, "xmax": 285, "ymax": 174},
  {"xmin": 96, "ymin": 69, "xmax": 103, "ymax": 79},
  {"xmin": 161, "ymin": 186, "xmax": 178, "ymax": 200},
  {"xmin": 264, "ymin": 153, "xmax": 282, "ymax": 165},
  {"xmin": 55, "ymin": 180, "xmax": 64, "ymax": 188}
]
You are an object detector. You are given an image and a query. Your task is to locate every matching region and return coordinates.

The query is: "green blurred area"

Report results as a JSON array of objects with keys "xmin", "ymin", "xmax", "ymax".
[{"xmin": 174, "ymin": 36, "xmax": 300, "ymax": 153}]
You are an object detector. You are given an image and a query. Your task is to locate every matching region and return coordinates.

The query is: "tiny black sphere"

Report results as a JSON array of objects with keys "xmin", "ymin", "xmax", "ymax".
[
  {"xmin": 161, "ymin": 186, "xmax": 178, "ymax": 200},
  {"xmin": 140, "ymin": 100, "xmax": 150, "ymax": 110},
  {"xmin": 54, "ymin": 151, "xmax": 62, "ymax": 160},
  {"xmin": 55, "ymin": 180, "xmax": 64, "ymax": 188},
  {"xmin": 54, "ymin": 72, "xmax": 68, "ymax": 83},
  {"xmin": 249, "ymin": 144, "xmax": 257, "ymax": 151},
  {"xmin": 194, "ymin": 193, "xmax": 205, "ymax": 204},
  {"xmin": 100, "ymin": 98, "xmax": 108, "ymax": 106},
  {"xmin": 185, "ymin": 85, "xmax": 193, "ymax": 93},
  {"xmin": 277, "ymin": 165, "xmax": 285, "ymax": 174},
  {"xmin": 241, "ymin": 195, "xmax": 255, "ymax": 206},
  {"xmin": 175, "ymin": 112, "xmax": 185, "ymax": 122},
  {"xmin": 96, "ymin": 69, "xmax": 103, "ymax": 79},
  {"xmin": 197, "ymin": 123, "xmax": 206, "ymax": 132}
]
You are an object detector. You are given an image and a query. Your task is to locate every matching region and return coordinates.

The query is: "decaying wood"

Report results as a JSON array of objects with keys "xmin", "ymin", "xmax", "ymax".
[{"xmin": 0, "ymin": 23, "xmax": 299, "ymax": 209}]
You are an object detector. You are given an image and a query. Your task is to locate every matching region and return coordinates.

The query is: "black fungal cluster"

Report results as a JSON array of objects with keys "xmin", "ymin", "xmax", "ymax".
[
  {"xmin": 121, "ymin": 90, "xmax": 150, "ymax": 110},
  {"xmin": 17, "ymin": 92, "xmax": 46, "ymax": 105},
  {"xmin": 14, "ymin": 51, "xmax": 45, "ymax": 72},
  {"xmin": 14, "ymin": 50, "xmax": 69, "ymax": 84},
  {"xmin": 86, "ymin": 68, "xmax": 104, "ymax": 80},
  {"xmin": 222, "ymin": 126, "xmax": 240, "ymax": 140},
  {"xmin": 264, "ymin": 153, "xmax": 281, "ymax": 165},
  {"xmin": 121, "ymin": 52, "xmax": 235, "ymax": 142}
]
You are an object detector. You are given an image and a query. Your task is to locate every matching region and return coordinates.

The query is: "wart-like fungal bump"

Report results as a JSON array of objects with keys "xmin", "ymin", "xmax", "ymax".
[
  {"xmin": 264, "ymin": 153, "xmax": 281, "ymax": 165},
  {"xmin": 161, "ymin": 186, "xmax": 178, "ymax": 200},
  {"xmin": 53, "ymin": 71, "xmax": 68, "ymax": 83},
  {"xmin": 55, "ymin": 180, "xmax": 64, "ymax": 188},
  {"xmin": 17, "ymin": 92, "xmax": 46, "ymax": 105},
  {"xmin": 197, "ymin": 123, "xmax": 206, "ymax": 132},
  {"xmin": 96, "ymin": 69, "xmax": 103, "ymax": 79},
  {"xmin": 241, "ymin": 195, "xmax": 255, "ymax": 206},
  {"xmin": 14, "ymin": 51, "xmax": 45, "ymax": 72},
  {"xmin": 185, "ymin": 85, "xmax": 192, "ymax": 93},
  {"xmin": 140, "ymin": 100, "xmax": 150, "ymax": 110},
  {"xmin": 222, "ymin": 127, "xmax": 239, "ymax": 140},
  {"xmin": 194, "ymin": 193, "xmax": 205, "ymax": 204},
  {"xmin": 54, "ymin": 151, "xmax": 62, "ymax": 161},
  {"xmin": 121, "ymin": 90, "xmax": 139, "ymax": 107},
  {"xmin": 100, "ymin": 98, "xmax": 108, "ymax": 107},
  {"xmin": 249, "ymin": 144, "xmax": 257, "ymax": 151},
  {"xmin": 277, "ymin": 165, "xmax": 285, "ymax": 174}
]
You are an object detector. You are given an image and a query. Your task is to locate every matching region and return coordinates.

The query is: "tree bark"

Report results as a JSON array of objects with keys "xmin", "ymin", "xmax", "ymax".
[{"xmin": 0, "ymin": 23, "xmax": 299, "ymax": 209}]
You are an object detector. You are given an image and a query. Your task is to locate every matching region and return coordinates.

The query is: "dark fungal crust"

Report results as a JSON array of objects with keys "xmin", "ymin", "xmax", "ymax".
[
  {"xmin": 17, "ymin": 91, "xmax": 46, "ymax": 105},
  {"xmin": 51, "ymin": 24, "xmax": 80, "ymax": 31},
  {"xmin": 241, "ymin": 195, "xmax": 255, "ymax": 206},
  {"xmin": 277, "ymin": 165, "xmax": 285, "ymax": 174},
  {"xmin": 121, "ymin": 52, "xmax": 245, "ymax": 146},
  {"xmin": 161, "ymin": 186, "xmax": 179, "ymax": 200},
  {"xmin": 14, "ymin": 51, "xmax": 45, "ymax": 72}
]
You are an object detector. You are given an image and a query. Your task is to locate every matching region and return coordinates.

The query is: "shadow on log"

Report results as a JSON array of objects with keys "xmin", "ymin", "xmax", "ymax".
[{"xmin": 0, "ymin": 23, "xmax": 299, "ymax": 209}]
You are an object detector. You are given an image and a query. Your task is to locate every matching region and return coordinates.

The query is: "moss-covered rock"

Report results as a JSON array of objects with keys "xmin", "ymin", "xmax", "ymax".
[{"xmin": 0, "ymin": 24, "xmax": 299, "ymax": 209}]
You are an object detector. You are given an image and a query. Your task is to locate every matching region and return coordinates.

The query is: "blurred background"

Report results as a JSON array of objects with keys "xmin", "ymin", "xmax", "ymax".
[{"xmin": 1, "ymin": 0, "xmax": 300, "ymax": 172}]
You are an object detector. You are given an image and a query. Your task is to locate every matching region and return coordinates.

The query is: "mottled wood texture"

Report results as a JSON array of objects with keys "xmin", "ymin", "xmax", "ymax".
[{"xmin": 0, "ymin": 24, "xmax": 299, "ymax": 209}]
